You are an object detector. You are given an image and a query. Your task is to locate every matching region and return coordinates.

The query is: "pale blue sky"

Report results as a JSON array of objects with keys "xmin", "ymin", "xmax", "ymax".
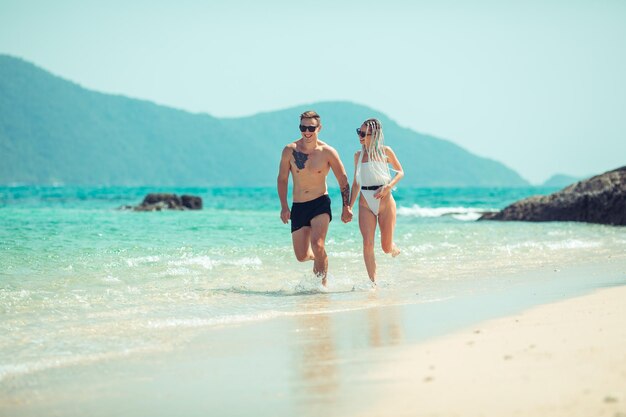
[{"xmin": 1, "ymin": 0, "xmax": 625, "ymax": 183}]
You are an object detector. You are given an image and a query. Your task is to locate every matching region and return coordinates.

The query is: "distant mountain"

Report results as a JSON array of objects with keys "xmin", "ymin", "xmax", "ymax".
[
  {"xmin": 542, "ymin": 174, "xmax": 582, "ymax": 187},
  {"xmin": 0, "ymin": 55, "xmax": 529, "ymax": 187}
]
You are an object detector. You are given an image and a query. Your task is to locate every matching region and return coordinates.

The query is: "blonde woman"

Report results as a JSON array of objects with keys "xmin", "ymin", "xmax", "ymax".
[{"xmin": 348, "ymin": 118, "xmax": 404, "ymax": 285}]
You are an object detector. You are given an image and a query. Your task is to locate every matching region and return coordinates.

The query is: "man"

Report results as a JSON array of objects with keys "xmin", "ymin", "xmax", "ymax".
[{"xmin": 277, "ymin": 110, "xmax": 352, "ymax": 287}]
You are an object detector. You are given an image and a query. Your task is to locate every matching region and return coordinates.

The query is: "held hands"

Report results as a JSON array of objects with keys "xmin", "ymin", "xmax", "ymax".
[
  {"xmin": 280, "ymin": 207, "xmax": 291, "ymax": 224},
  {"xmin": 341, "ymin": 206, "xmax": 353, "ymax": 223},
  {"xmin": 374, "ymin": 185, "xmax": 391, "ymax": 200}
]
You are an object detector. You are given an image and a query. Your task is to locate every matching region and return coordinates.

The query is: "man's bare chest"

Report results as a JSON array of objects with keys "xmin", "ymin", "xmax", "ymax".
[{"xmin": 290, "ymin": 150, "xmax": 329, "ymax": 174}]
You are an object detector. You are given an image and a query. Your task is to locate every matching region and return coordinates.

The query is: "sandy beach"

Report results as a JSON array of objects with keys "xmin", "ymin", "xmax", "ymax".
[
  {"xmin": 362, "ymin": 285, "xmax": 626, "ymax": 417},
  {"xmin": 3, "ymin": 280, "xmax": 625, "ymax": 417}
]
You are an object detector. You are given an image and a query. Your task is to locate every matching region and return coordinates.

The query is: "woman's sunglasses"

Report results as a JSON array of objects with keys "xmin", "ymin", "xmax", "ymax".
[
  {"xmin": 299, "ymin": 125, "xmax": 318, "ymax": 132},
  {"xmin": 356, "ymin": 128, "xmax": 369, "ymax": 138}
]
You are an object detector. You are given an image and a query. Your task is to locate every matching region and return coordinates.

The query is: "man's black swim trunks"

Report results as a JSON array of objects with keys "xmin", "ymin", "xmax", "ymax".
[{"xmin": 290, "ymin": 194, "xmax": 332, "ymax": 233}]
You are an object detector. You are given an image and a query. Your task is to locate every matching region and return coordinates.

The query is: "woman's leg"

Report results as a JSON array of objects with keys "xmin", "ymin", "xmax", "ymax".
[
  {"xmin": 378, "ymin": 195, "xmax": 400, "ymax": 257},
  {"xmin": 359, "ymin": 198, "xmax": 378, "ymax": 283}
]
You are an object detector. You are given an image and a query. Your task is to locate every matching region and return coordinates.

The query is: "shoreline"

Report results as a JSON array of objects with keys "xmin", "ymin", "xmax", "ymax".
[
  {"xmin": 360, "ymin": 285, "xmax": 626, "ymax": 417},
  {"xmin": 1, "ymin": 266, "xmax": 625, "ymax": 417}
]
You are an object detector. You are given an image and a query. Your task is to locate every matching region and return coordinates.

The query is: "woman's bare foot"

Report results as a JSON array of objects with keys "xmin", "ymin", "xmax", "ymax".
[{"xmin": 391, "ymin": 244, "xmax": 401, "ymax": 257}]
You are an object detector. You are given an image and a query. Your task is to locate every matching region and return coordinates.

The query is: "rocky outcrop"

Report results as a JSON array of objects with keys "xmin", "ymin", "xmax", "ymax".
[
  {"xmin": 479, "ymin": 166, "xmax": 626, "ymax": 225},
  {"xmin": 181, "ymin": 195, "xmax": 203, "ymax": 210},
  {"xmin": 121, "ymin": 193, "xmax": 203, "ymax": 211}
]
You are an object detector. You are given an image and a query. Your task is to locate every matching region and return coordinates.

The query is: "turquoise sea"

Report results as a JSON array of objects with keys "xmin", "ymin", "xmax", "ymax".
[{"xmin": 1, "ymin": 185, "xmax": 625, "ymax": 393}]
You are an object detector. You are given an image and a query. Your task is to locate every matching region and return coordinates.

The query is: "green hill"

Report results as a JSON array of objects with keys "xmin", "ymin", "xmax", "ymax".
[
  {"xmin": 0, "ymin": 54, "xmax": 528, "ymax": 187},
  {"xmin": 542, "ymin": 174, "xmax": 581, "ymax": 187}
]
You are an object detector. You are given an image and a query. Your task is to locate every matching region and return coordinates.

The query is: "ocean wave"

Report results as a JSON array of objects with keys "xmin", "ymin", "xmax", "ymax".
[
  {"xmin": 397, "ymin": 204, "xmax": 491, "ymax": 221},
  {"xmin": 545, "ymin": 240, "xmax": 602, "ymax": 250},
  {"xmin": 102, "ymin": 275, "xmax": 122, "ymax": 283},
  {"xmin": 143, "ymin": 312, "xmax": 285, "ymax": 329},
  {"xmin": 502, "ymin": 239, "xmax": 603, "ymax": 252},
  {"xmin": 164, "ymin": 267, "xmax": 198, "ymax": 277},
  {"xmin": 143, "ymin": 304, "xmax": 387, "ymax": 331},
  {"xmin": 226, "ymin": 257, "xmax": 263, "ymax": 267},
  {"xmin": 0, "ymin": 346, "xmax": 155, "ymax": 382},
  {"xmin": 126, "ymin": 256, "xmax": 161, "ymax": 267},
  {"xmin": 123, "ymin": 256, "xmax": 264, "ymax": 275},
  {"xmin": 167, "ymin": 256, "xmax": 262, "ymax": 270},
  {"xmin": 168, "ymin": 255, "xmax": 215, "ymax": 270}
]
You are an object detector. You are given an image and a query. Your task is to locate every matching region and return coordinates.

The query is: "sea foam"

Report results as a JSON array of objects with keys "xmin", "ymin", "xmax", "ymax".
[{"xmin": 397, "ymin": 204, "xmax": 491, "ymax": 221}]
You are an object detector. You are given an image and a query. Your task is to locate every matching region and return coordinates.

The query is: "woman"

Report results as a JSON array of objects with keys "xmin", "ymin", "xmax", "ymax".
[{"xmin": 348, "ymin": 118, "xmax": 404, "ymax": 285}]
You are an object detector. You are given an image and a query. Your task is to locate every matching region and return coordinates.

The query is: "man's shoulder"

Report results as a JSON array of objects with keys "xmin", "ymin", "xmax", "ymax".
[
  {"xmin": 319, "ymin": 142, "xmax": 343, "ymax": 164},
  {"xmin": 318, "ymin": 141, "xmax": 337, "ymax": 153},
  {"xmin": 282, "ymin": 141, "xmax": 299, "ymax": 152}
]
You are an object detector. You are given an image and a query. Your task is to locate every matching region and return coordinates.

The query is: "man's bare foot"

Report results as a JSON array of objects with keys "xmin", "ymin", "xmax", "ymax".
[
  {"xmin": 315, "ymin": 270, "xmax": 327, "ymax": 287},
  {"xmin": 391, "ymin": 244, "xmax": 401, "ymax": 257}
]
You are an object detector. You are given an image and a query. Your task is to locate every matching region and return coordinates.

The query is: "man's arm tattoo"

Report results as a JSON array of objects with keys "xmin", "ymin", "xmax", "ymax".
[
  {"xmin": 341, "ymin": 183, "xmax": 350, "ymax": 207},
  {"xmin": 292, "ymin": 150, "xmax": 308, "ymax": 169}
]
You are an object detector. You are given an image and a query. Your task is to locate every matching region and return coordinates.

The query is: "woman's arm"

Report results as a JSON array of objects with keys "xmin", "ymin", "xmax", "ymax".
[
  {"xmin": 385, "ymin": 146, "xmax": 404, "ymax": 188},
  {"xmin": 349, "ymin": 151, "xmax": 360, "ymax": 209},
  {"xmin": 375, "ymin": 146, "xmax": 404, "ymax": 199}
]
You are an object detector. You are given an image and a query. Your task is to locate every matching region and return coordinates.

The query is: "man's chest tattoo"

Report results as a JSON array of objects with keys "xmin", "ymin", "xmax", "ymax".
[{"xmin": 293, "ymin": 150, "xmax": 308, "ymax": 170}]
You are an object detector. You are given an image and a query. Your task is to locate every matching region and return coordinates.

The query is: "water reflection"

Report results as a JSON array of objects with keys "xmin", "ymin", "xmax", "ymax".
[
  {"xmin": 291, "ymin": 294, "xmax": 339, "ymax": 407},
  {"xmin": 365, "ymin": 292, "xmax": 404, "ymax": 348},
  {"xmin": 290, "ymin": 292, "xmax": 405, "ymax": 415}
]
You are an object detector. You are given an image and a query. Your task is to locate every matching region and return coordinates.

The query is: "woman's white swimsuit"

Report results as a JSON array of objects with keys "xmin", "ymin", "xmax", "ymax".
[{"xmin": 358, "ymin": 160, "xmax": 390, "ymax": 216}]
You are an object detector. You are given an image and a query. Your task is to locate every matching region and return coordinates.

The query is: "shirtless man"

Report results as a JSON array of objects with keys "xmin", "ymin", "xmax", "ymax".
[{"xmin": 277, "ymin": 110, "xmax": 352, "ymax": 286}]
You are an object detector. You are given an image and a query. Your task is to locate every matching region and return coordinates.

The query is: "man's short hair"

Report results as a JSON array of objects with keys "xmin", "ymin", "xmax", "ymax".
[{"xmin": 300, "ymin": 111, "xmax": 321, "ymax": 124}]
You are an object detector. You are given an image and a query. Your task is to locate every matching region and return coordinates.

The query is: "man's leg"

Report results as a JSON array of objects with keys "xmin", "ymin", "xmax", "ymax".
[
  {"xmin": 292, "ymin": 227, "xmax": 315, "ymax": 262},
  {"xmin": 310, "ymin": 214, "xmax": 330, "ymax": 286}
]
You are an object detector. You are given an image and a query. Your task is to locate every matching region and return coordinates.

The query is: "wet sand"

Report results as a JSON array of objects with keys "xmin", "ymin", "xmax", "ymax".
[
  {"xmin": 362, "ymin": 285, "xmax": 626, "ymax": 417},
  {"xmin": 2, "ymin": 278, "xmax": 625, "ymax": 417}
]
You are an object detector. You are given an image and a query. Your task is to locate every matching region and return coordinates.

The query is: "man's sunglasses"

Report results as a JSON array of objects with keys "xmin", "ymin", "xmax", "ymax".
[
  {"xmin": 299, "ymin": 125, "xmax": 318, "ymax": 132},
  {"xmin": 356, "ymin": 128, "xmax": 369, "ymax": 138}
]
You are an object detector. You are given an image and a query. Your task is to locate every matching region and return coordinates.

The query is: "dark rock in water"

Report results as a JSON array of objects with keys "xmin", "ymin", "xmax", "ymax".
[
  {"xmin": 141, "ymin": 193, "xmax": 182, "ymax": 209},
  {"xmin": 181, "ymin": 195, "xmax": 203, "ymax": 210},
  {"xmin": 478, "ymin": 166, "xmax": 626, "ymax": 225},
  {"xmin": 477, "ymin": 211, "xmax": 499, "ymax": 220},
  {"xmin": 122, "ymin": 193, "xmax": 203, "ymax": 211}
]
